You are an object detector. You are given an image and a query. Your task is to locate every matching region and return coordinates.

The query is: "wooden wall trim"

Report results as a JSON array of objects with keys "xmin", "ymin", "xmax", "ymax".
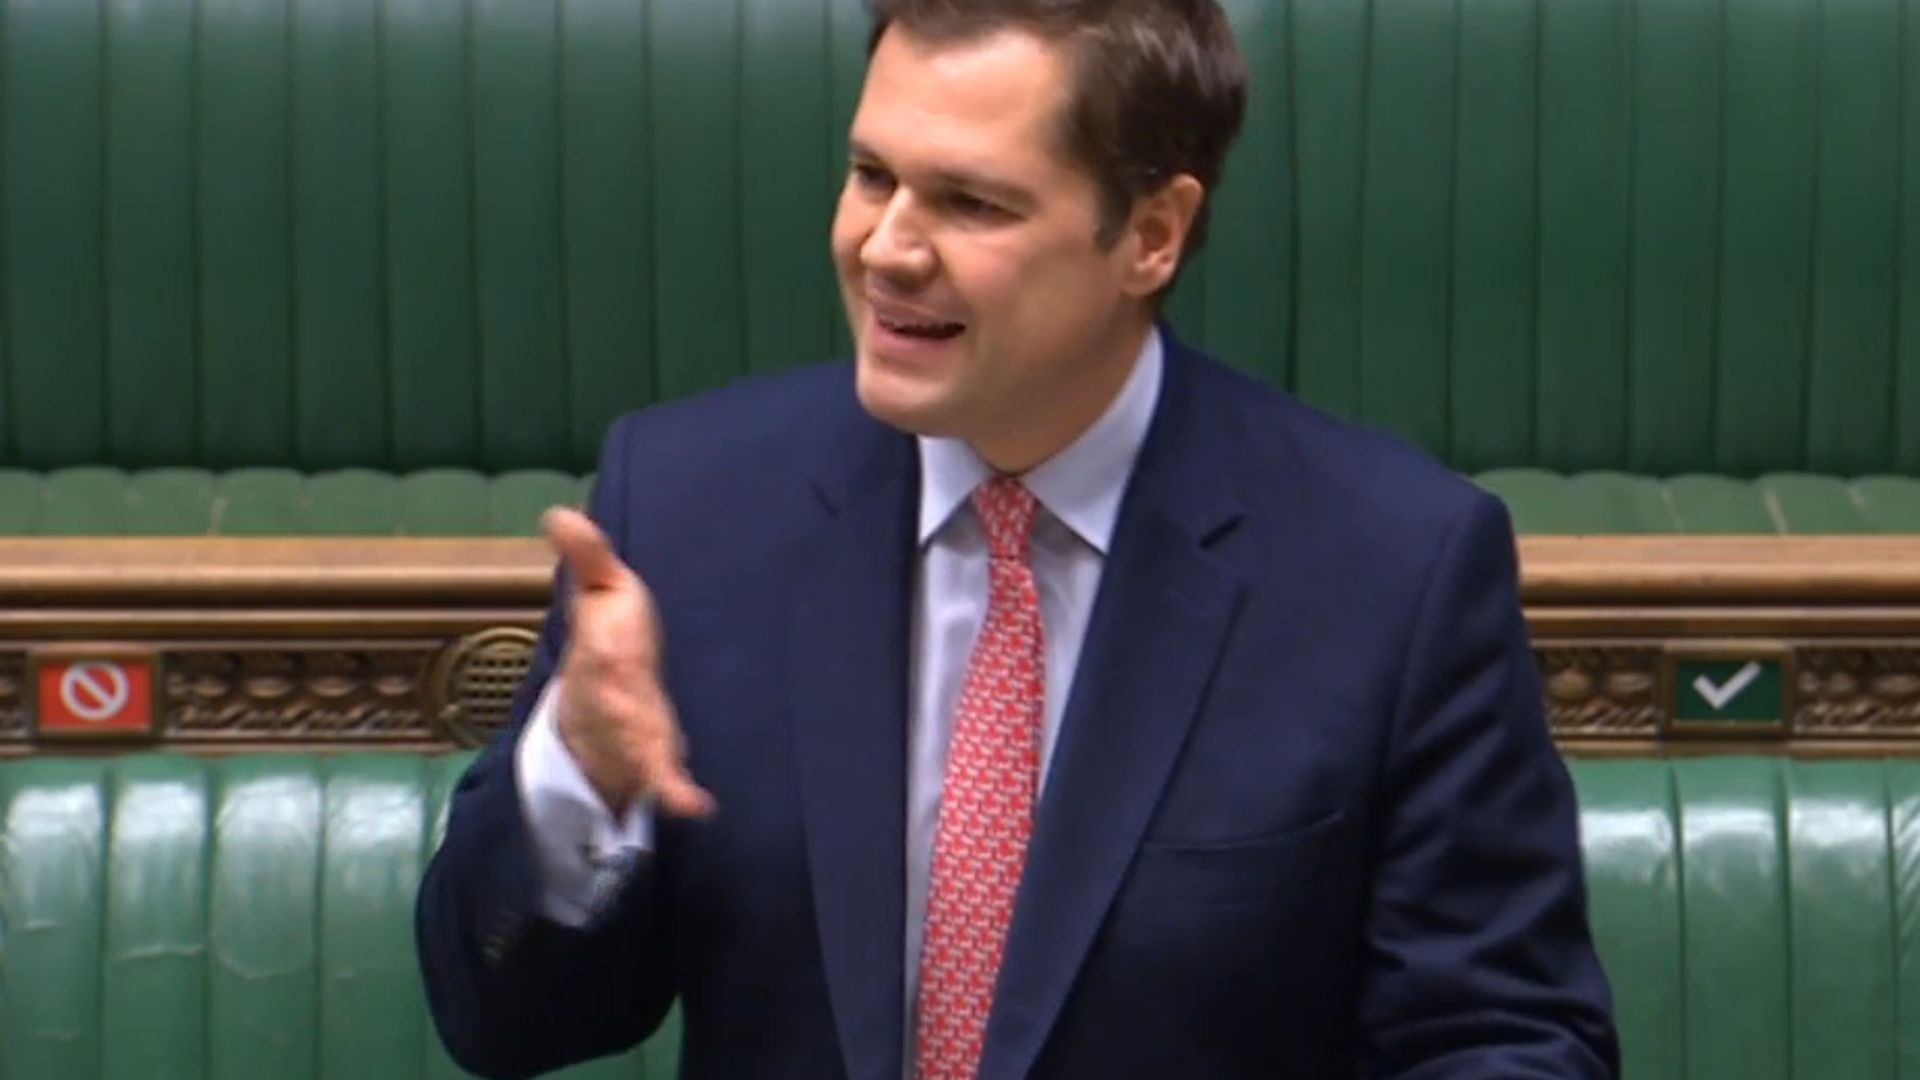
[
  {"xmin": 3, "ymin": 536, "xmax": 1915, "ymax": 606},
  {"xmin": 0, "ymin": 538, "xmax": 552, "ymax": 604},
  {"xmin": 1518, "ymin": 537, "xmax": 1920, "ymax": 603},
  {"xmin": 1, "ymin": 535, "xmax": 1917, "ymax": 756}
]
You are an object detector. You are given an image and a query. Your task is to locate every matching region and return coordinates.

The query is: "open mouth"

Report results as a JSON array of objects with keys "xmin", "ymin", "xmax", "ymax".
[{"xmin": 875, "ymin": 313, "xmax": 966, "ymax": 342}]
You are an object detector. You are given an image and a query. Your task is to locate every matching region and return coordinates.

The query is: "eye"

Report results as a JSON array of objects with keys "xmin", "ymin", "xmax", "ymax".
[
  {"xmin": 945, "ymin": 191, "xmax": 1009, "ymax": 221},
  {"xmin": 850, "ymin": 162, "xmax": 894, "ymax": 194}
]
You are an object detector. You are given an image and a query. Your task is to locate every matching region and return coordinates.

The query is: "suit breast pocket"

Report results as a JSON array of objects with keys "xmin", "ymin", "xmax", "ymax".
[{"xmin": 1126, "ymin": 809, "xmax": 1350, "ymax": 908}]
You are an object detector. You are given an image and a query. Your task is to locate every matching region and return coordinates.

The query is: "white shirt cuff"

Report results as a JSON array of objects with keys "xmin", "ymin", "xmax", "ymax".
[{"xmin": 515, "ymin": 676, "xmax": 653, "ymax": 927}]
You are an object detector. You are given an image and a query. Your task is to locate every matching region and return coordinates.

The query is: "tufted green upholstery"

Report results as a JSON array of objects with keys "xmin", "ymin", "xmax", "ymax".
[
  {"xmin": 0, "ymin": 468, "xmax": 1917, "ymax": 536},
  {"xmin": 0, "ymin": 754, "xmax": 679, "ymax": 1080},
  {"xmin": 1, "ymin": 0, "xmax": 1914, "ymax": 480},
  {"xmin": 1, "ymin": 753, "xmax": 1918, "ymax": 1078},
  {"xmin": 0, "ymin": 469, "xmax": 591, "ymax": 536},
  {"xmin": 1480, "ymin": 471, "xmax": 1920, "ymax": 534},
  {"xmin": 1576, "ymin": 757, "xmax": 1920, "ymax": 1079}
]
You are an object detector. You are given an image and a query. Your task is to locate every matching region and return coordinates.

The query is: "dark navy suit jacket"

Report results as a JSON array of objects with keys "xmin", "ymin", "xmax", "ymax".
[{"xmin": 416, "ymin": 334, "xmax": 1619, "ymax": 1079}]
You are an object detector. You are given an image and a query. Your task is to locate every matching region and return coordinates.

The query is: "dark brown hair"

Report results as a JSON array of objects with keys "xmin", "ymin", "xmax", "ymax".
[{"xmin": 867, "ymin": 0, "xmax": 1247, "ymax": 266}]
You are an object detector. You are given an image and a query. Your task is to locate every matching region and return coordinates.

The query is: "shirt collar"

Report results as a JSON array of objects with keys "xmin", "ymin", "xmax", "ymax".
[{"xmin": 916, "ymin": 328, "xmax": 1164, "ymax": 554}]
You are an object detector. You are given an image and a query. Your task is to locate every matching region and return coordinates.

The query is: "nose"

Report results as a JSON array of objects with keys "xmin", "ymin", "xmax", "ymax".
[{"xmin": 859, "ymin": 192, "xmax": 936, "ymax": 284}]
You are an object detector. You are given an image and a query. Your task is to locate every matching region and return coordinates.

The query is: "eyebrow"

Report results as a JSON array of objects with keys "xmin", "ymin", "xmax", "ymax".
[{"xmin": 847, "ymin": 139, "xmax": 1037, "ymax": 209}]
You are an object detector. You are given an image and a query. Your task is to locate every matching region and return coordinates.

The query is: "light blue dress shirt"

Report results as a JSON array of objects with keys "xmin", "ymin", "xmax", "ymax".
[{"xmin": 515, "ymin": 328, "xmax": 1165, "ymax": 1050}]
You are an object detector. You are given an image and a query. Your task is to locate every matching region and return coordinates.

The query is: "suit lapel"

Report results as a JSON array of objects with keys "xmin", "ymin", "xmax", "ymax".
[
  {"xmin": 979, "ymin": 338, "xmax": 1249, "ymax": 1080},
  {"xmin": 791, "ymin": 415, "xmax": 919, "ymax": 1080}
]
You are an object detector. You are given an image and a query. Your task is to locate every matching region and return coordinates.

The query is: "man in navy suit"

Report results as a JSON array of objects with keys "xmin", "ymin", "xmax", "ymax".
[{"xmin": 416, "ymin": 1, "xmax": 1619, "ymax": 1076}]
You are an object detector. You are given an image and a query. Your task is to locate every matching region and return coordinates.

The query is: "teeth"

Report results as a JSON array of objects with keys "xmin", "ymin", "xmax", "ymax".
[{"xmin": 879, "ymin": 313, "xmax": 958, "ymax": 334}]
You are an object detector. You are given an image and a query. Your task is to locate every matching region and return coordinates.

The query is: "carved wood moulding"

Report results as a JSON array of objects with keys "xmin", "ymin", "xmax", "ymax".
[
  {"xmin": 1538, "ymin": 647, "xmax": 1663, "ymax": 738},
  {"xmin": 0, "ymin": 630, "xmax": 539, "ymax": 752},
  {"xmin": 164, "ymin": 645, "xmax": 442, "ymax": 741},
  {"xmin": 0, "ymin": 538, "xmax": 547, "ymax": 754},
  {"xmin": 1518, "ymin": 537, "xmax": 1920, "ymax": 754},
  {"xmin": 0, "ymin": 535, "xmax": 1916, "ymax": 754},
  {"xmin": 27, "ymin": 635, "xmax": 1920, "ymax": 753},
  {"xmin": 1540, "ymin": 641, "xmax": 1920, "ymax": 752},
  {"xmin": 1795, "ymin": 646, "xmax": 1920, "ymax": 734},
  {"xmin": 0, "ymin": 652, "xmax": 25, "ymax": 737}
]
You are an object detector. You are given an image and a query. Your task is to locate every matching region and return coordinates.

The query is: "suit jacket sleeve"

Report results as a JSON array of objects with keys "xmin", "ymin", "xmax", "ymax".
[
  {"xmin": 1358, "ymin": 493, "xmax": 1621, "ymax": 1079},
  {"xmin": 414, "ymin": 414, "xmax": 677, "ymax": 1080}
]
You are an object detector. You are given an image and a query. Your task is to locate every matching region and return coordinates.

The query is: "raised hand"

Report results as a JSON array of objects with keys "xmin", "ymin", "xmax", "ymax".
[{"xmin": 542, "ymin": 507, "xmax": 715, "ymax": 819}]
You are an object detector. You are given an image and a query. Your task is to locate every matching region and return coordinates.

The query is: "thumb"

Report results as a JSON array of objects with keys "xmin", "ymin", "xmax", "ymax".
[{"xmin": 542, "ymin": 507, "xmax": 627, "ymax": 593}]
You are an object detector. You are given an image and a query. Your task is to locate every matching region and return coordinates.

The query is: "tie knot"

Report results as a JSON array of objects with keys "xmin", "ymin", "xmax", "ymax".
[{"xmin": 971, "ymin": 477, "xmax": 1038, "ymax": 562}]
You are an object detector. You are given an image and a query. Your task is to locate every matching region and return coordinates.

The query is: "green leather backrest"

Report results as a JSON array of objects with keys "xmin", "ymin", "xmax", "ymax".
[
  {"xmin": 0, "ymin": 754, "xmax": 678, "ymax": 1080},
  {"xmin": 5, "ymin": 467, "xmax": 1920, "ymax": 535},
  {"xmin": 1482, "ymin": 470, "xmax": 1920, "ymax": 534},
  {"xmin": 3, "ymin": 0, "xmax": 1914, "ymax": 477},
  {"xmin": 2, "ymin": 752, "xmax": 1919, "ymax": 1078},
  {"xmin": 0, "ymin": 468, "xmax": 592, "ymax": 536}
]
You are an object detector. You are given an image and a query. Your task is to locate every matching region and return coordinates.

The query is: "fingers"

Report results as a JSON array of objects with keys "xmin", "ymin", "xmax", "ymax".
[
  {"xmin": 543, "ymin": 507, "xmax": 628, "ymax": 593},
  {"xmin": 558, "ymin": 671, "xmax": 717, "ymax": 820},
  {"xmin": 544, "ymin": 504, "xmax": 715, "ymax": 819},
  {"xmin": 651, "ymin": 769, "xmax": 718, "ymax": 819},
  {"xmin": 636, "ymin": 698, "xmax": 716, "ymax": 819}
]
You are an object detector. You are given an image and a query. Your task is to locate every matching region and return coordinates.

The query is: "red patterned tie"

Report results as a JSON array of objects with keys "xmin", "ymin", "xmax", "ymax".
[{"xmin": 915, "ymin": 477, "xmax": 1045, "ymax": 1080}]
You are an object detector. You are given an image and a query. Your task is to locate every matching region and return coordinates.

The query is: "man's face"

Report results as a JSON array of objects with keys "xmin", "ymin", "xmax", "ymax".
[{"xmin": 832, "ymin": 25, "xmax": 1146, "ymax": 470}]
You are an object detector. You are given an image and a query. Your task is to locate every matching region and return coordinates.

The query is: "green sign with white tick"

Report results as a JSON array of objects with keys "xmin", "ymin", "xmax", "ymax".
[{"xmin": 1674, "ymin": 658, "xmax": 1784, "ymax": 724}]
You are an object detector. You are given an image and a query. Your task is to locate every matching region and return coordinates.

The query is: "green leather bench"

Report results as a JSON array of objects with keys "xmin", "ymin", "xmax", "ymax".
[
  {"xmin": 0, "ymin": 469, "xmax": 592, "ymax": 537},
  {"xmin": 1, "ymin": 468, "xmax": 1919, "ymax": 537},
  {"xmin": 0, "ymin": 755, "xmax": 678, "ymax": 1080},
  {"xmin": 1, "ymin": 751, "xmax": 1916, "ymax": 1079},
  {"xmin": 0, "ymin": 0, "xmax": 1913, "ymax": 526}
]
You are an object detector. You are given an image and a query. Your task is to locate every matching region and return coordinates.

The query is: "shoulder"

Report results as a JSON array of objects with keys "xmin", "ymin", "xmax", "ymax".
[
  {"xmin": 575, "ymin": 361, "xmax": 875, "ymax": 575},
  {"xmin": 591, "ymin": 361, "xmax": 860, "ymax": 506},
  {"xmin": 1183, "ymin": 349, "xmax": 1504, "ymax": 547},
  {"xmin": 604, "ymin": 361, "xmax": 860, "ymax": 470},
  {"xmin": 1164, "ymin": 344, "xmax": 1518, "ymax": 655}
]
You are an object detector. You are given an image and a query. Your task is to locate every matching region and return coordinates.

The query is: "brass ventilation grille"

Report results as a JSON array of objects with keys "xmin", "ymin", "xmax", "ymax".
[{"xmin": 435, "ymin": 628, "xmax": 539, "ymax": 748}]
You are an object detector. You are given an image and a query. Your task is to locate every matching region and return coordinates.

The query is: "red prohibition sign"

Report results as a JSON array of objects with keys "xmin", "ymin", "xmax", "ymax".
[{"xmin": 60, "ymin": 661, "xmax": 132, "ymax": 723}]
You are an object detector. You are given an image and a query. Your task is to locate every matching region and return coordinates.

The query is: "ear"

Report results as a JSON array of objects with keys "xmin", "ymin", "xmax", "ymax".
[{"xmin": 1119, "ymin": 174, "xmax": 1206, "ymax": 298}]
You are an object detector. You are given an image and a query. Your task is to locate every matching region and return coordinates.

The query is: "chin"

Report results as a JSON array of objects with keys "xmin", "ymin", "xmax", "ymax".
[{"xmin": 854, "ymin": 352, "xmax": 963, "ymax": 437}]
